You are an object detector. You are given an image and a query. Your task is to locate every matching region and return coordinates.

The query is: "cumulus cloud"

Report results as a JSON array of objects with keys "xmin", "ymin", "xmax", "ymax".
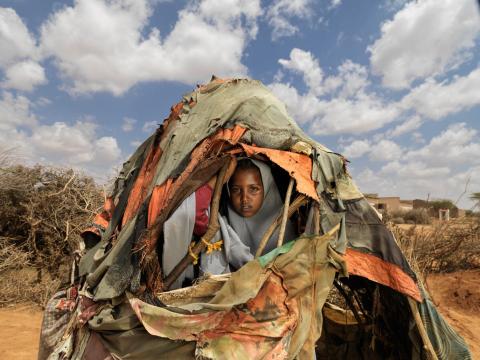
[
  {"xmin": 341, "ymin": 138, "xmax": 403, "ymax": 162},
  {"xmin": 278, "ymin": 48, "xmax": 323, "ymax": 94},
  {"xmin": 142, "ymin": 120, "xmax": 158, "ymax": 133},
  {"xmin": 0, "ymin": 92, "xmax": 122, "ymax": 179},
  {"xmin": 0, "ymin": 91, "xmax": 37, "ymax": 130},
  {"xmin": 270, "ymin": 49, "xmax": 399, "ymax": 135},
  {"xmin": 369, "ymin": 0, "xmax": 480, "ymax": 89},
  {"xmin": 400, "ymin": 67, "xmax": 480, "ymax": 120},
  {"xmin": 341, "ymin": 140, "xmax": 370, "ymax": 159},
  {"xmin": 266, "ymin": 0, "xmax": 313, "ymax": 40},
  {"xmin": 405, "ymin": 123, "xmax": 480, "ymax": 167},
  {"xmin": 2, "ymin": 60, "xmax": 47, "ymax": 91},
  {"xmin": 39, "ymin": 0, "xmax": 261, "ymax": 95},
  {"xmin": 0, "ymin": 8, "xmax": 37, "ymax": 66},
  {"xmin": 122, "ymin": 117, "xmax": 136, "ymax": 132},
  {"xmin": 369, "ymin": 139, "xmax": 403, "ymax": 161},
  {"xmin": 352, "ymin": 124, "xmax": 480, "ymax": 208},
  {"xmin": 388, "ymin": 115, "xmax": 423, "ymax": 137},
  {"xmin": 329, "ymin": 0, "xmax": 342, "ymax": 10},
  {"xmin": 30, "ymin": 121, "xmax": 121, "ymax": 165},
  {"xmin": 0, "ymin": 8, "xmax": 46, "ymax": 91}
]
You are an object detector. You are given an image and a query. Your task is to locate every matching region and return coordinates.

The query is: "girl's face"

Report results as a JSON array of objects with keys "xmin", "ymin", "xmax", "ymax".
[{"xmin": 229, "ymin": 168, "xmax": 264, "ymax": 218}]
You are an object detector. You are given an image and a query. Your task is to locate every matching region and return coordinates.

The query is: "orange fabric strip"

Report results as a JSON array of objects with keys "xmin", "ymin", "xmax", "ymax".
[
  {"xmin": 239, "ymin": 143, "xmax": 319, "ymax": 201},
  {"xmin": 122, "ymin": 141, "xmax": 163, "ymax": 226},
  {"xmin": 81, "ymin": 197, "xmax": 114, "ymax": 238},
  {"xmin": 345, "ymin": 248, "xmax": 422, "ymax": 302},
  {"xmin": 146, "ymin": 125, "xmax": 247, "ymax": 230}
]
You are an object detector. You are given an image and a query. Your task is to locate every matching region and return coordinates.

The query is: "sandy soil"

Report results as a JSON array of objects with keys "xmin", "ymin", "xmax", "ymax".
[
  {"xmin": 0, "ymin": 303, "xmax": 43, "ymax": 360},
  {"xmin": 1, "ymin": 271, "xmax": 479, "ymax": 359},
  {"xmin": 426, "ymin": 269, "xmax": 480, "ymax": 358}
]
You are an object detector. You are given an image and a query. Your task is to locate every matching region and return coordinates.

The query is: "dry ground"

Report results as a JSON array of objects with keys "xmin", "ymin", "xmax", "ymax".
[
  {"xmin": 0, "ymin": 303, "xmax": 43, "ymax": 360},
  {"xmin": 426, "ymin": 269, "xmax": 480, "ymax": 358},
  {"xmin": 1, "ymin": 270, "xmax": 479, "ymax": 359}
]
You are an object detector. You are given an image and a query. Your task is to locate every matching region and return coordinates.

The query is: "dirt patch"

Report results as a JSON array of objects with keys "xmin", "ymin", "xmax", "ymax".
[
  {"xmin": 0, "ymin": 303, "xmax": 43, "ymax": 360},
  {"xmin": 427, "ymin": 269, "xmax": 480, "ymax": 358},
  {"xmin": 1, "ymin": 272, "xmax": 479, "ymax": 359}
]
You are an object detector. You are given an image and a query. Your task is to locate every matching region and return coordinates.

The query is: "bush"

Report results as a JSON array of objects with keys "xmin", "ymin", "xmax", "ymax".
[
  {"xmin": 0, "ymin": 164, "xmax": 103, "ymax": 306},
  {"xmin": 390, "ymin": 217, "xmax": 480, "ymax": 281},
  {"xmin": 403, "ymin": 209, "xmax": 431, "ymax": 224},
  {"xmin": 390, "ymin": 209, "xmax": 430, "ymax": 225}
]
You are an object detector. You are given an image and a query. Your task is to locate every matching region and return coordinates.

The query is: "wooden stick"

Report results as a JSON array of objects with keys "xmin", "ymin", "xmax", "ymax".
[
  {"xmin": 408, "ymin": 297, "xmax": 439, "ymax": 360},
  {"xmin": 255, "ymin": 195, "xmax": 307, "ymax": 258},
  {"xmin": 312, "ymin": 202, "xmax": 320, "ymax": 235},
  {"xmin": 162, "ymin": 159, "xmax": 230, "ymax": 291},
  {"xmin": 277, "ymin": 177, "xmax": 295, "ymax": 247}
]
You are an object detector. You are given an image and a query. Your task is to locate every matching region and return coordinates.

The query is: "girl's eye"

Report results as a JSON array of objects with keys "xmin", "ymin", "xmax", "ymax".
[
  {"xmin": 249, "ymin": 186, "xmax": 260, "ymax": 193},
  {"xmin": 231, "ymin": 187, "xmax": 240, "ymax": 194}
]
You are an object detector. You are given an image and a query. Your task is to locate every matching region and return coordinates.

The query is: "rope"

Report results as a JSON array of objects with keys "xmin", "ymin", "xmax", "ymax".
[
  {"xmin": 188, "ymin": 242, "xmax": 199, "ymax": 265},
  {"xmin": 201, "ymin": 237, "xmax": 223, "ymax": 254}
]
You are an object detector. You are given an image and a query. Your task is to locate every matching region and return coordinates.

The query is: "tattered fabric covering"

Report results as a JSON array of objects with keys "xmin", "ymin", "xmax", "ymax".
[
  {"xmin": 78, "ymin": 77, "xmax": 421, "ymax": 303},
  {"xmin": 51, "ymin": 78, "xmax": 473, "ymax": 360},
  {"xmin": 84, "ymin": 233, "xmax": 342, "ymax": 360}
]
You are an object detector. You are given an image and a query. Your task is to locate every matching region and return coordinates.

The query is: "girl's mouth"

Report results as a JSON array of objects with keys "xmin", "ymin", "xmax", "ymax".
[{"xmin": 241, "ymin": 205, "xmax": 252, "ymax": 213}]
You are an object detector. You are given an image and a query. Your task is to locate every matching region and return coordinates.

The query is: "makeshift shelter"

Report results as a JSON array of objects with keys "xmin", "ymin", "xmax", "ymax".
[{"xmin": 39, "ymin": 78, "xmax": 471, "ymax": 360}]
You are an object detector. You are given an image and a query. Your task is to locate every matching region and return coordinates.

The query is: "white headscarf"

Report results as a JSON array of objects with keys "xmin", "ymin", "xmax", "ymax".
[{"xmin": 227, "ymin": 159, "xmax": 296, "ymax": 255}]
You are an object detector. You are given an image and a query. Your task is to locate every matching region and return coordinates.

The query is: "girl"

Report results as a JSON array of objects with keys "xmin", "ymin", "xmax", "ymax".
[{"xmin": 227, "ymin": 158, "xmax": 296, "ymax": 255}]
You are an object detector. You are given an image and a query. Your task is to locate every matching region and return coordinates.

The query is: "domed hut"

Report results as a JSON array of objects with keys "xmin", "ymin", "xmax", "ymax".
[{"xmin": 39, "ymin": 78, "xmax": 471, "ymax": 360}]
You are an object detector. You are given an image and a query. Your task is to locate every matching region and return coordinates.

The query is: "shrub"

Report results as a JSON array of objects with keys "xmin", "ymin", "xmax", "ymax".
[
  {"xmin": 392, "ymin": 217, "xmax": 405, "ymax": 224},
  {"xmin": 403, "ymin": 209, "xmax": 431, "ymax": 224},
  {"xmin": 0, "ymin": 164, "xmax": 103, "ymax": 306},
  {"xmin": 389, "ymin": 209, "xmax": 430, "ymax": 225},
  {"xmin": 391, "ymin": 217, "xmax": 480, "ymax": 281}
]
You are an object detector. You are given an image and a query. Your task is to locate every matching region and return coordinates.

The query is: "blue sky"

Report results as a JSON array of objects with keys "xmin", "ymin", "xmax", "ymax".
[{"xmin": 1, "ymin": 0, "xmax": 479, "ymax": 208}]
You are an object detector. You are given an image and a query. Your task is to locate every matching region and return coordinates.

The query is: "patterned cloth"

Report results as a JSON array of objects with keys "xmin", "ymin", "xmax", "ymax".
[
  {"xmin": 418, "ymin": 288, "xmax": 472, "ymax": 360},
  {"xmin": 38, "ymin": 289, "xmax": 77, "ymax": 360}
]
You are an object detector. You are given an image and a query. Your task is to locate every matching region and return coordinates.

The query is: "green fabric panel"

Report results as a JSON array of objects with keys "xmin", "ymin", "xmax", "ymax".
[
  {"xmin": 79, "ymin": 133, "xmax": 154, "ymax": 278},
  {"xmin": 88, "ymin": 301, "xmax": 196, "ymax": 359},
  {"xmin": 258, "ymin": 240, "xmax": 295, "ymax": 267}
]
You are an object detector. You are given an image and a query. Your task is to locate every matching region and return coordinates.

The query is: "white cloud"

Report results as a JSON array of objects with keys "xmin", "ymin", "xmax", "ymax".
[
  {"xmin": 2, "ymin": 60, "xmax": 47, "ymax": 91},
  {"xmin": 369, "ymin": 0, "xmax": 480, "ymax": 89},
  {"xmin": 369, "ymin": 139, "xmax": 403, "ymax": 161},
  {"xmin": 405, "ymin": 123, "xmax": 480, "ymax": 167},
  {"xmin": 353, "ymin": 123, "xmax": 480, "ymax": 209},
  {"xmin": 0, "ymin": 92, "xmax": 121, "ymax": 179},
  {"xmin": 142, "ymin": 120, "xmax": 158, "ymax": 133},
  {"xmin": 121, "ymin": 117, "xmax": 136, "ymax": 132},
  {"xmin": 0, "ymin": 91, "xmax": 37, "ymax": 131},
  {"xmin": 341, "ymin": 138, "xmax": 403, "ymax": 162},
  {"xmin": 388, "ymin": 115, "xmax": 422, "ymax": 137},
  {"xmin": 0, "ymin": 8, "xmax": 46, "ymax": 91},
  {"xmin": 0, "ymin": 8, "xmax": 37, "ymax": 66},
  {"xmin": 329, "ymin": 0, "xmax": 342, "ymax": 9},
  {"xmin": 39, "ymin": 0, "xmax": 261, "ymax": 95},
  {"xmin": 278, "ymin": 48, "xmax": 323, "ymax": 94},
  {"xmin": 400, "ymin": 67, "xmax": 480, "ymax": 120},
  {"xmin": 266, "ymin": 0, "xmax": 313, "ymax": 40},
  {"xmin": 341, "ymin": 140, "xmax": 370, "ymax": 159},
  {"xmin": 271, "ymin": 49, "xmax": 400, "ymax": 135}
]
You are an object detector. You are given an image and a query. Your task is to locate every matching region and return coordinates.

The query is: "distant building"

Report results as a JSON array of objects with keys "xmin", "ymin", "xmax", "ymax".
[
  {"xmin": 365, "ymin": 195, "xmax": 466, "ymax": 218},
  {"xmin": 365, "ymin": 194, "xmax": 413, "ymax": 214}
]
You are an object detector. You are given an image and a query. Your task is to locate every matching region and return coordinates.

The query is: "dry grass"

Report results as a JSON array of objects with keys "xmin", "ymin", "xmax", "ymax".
[{"xmin": 391, "ymin": 217, "xmax": 480, "ymax": 282}]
